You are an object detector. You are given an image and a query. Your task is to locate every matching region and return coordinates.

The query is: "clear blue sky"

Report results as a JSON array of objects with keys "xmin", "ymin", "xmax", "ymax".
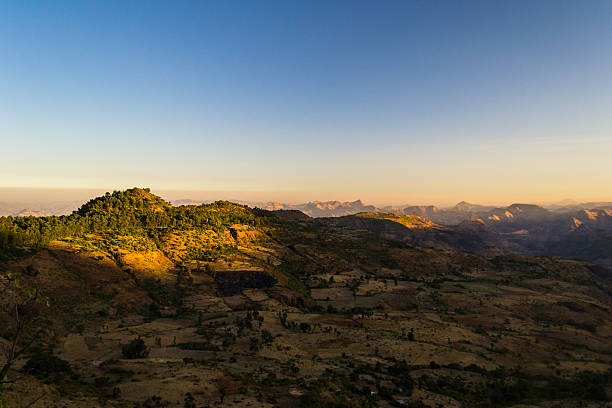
[{"xmin": 1, "ymin": 1, "xmax": 611, "ymax": 204}]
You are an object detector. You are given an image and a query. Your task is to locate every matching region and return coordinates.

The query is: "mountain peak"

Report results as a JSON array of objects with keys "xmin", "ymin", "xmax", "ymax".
[
  {"xmin": 506, "ymin": 203, "xmax": 548, "ymax": 214},
  {"xmin": 453, "ymin": 201, "xmax": 482, "ymax": 212}
]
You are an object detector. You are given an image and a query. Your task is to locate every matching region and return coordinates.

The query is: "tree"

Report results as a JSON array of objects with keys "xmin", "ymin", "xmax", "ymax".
[
  {"xmin": 184, "ymin": 392, "xmax": 196, "ymax": 408},
  {"xmin": 122, "ymin": 338, "xmax": 149, "ymax": 359},
  {"xmin": 261, "ymin": 329, "xmax": 273, "ymax": 345},
  {"xmin": 299, "ymin": 322, "xmax": 312, "ymax": 333},
  {"xmin": 408, "ymin": 328, "xmax": 415, "ymax": 341},
  {"xmin": 0, "ymin": 272, "xmax": 49, "ymax": 388}
]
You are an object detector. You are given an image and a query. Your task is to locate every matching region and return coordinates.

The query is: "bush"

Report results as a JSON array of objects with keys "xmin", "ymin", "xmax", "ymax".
[
  {"xmin": 299, "ymin": 322, "xmax": 312, "ymax": 333},
  {"xmin": 23, "ymin": 350, "xmax": 71, "ymax": 378},
  {"xmin": 143, "ymin": 396, "xmax": 169, "ymax": 408},
  {"xmin": 184, "ymin": 392, "xmax": 196, "ymax": 408},
  {"xmin": 122, "ymin": 338, "xmax": 149, "ymax": 359}
]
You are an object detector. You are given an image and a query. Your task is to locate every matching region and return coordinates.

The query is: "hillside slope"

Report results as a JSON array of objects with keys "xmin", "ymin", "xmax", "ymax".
[{"xmin": 0, "ymin": 189, "xmax": 611, "ymax": 407}]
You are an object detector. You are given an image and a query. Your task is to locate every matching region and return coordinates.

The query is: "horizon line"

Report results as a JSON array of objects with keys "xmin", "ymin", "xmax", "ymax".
[{"xmin": 1, "ymin": 186, "xmax": 611, "ymax": 209}]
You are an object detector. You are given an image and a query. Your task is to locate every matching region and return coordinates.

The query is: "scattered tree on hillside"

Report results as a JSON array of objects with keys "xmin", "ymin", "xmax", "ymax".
[
  {"xmin": 122, "ymin": 338, "xmax": 149, "ymax": 359},
  {"xmin": 0, "ymin": 272, "xmax": 49, "ymax": 389}
]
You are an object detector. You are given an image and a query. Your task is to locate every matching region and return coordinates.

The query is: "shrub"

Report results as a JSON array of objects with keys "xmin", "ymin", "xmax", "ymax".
[
  {"xmin": 261, "ymin": 329, "xmax": 273, "ymax": 345},
  {"xmin": 408, "ymin": 328, "xmax": 415, "ymax": 341},
  {"xmin": 122, "ymin": 338, "xmax": 149, "ymax": 359},
  {"xmin": 299, "ymin": 322, "xmax": 312, "ymax": 333},
  {"xmin": 143, "ymin": 396, "xmax": 169, "ymax": 408},
  {"xmin": 23, "ymin": 350, "xmax": 71, "ymax": 378},
  {"xmin": 184, "ymin": 392, "xmax": 196, "ymax": 408}
]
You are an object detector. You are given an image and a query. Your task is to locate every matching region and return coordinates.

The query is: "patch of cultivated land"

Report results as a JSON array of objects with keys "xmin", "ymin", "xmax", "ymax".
[{"xmin": 5, "ymin": 249, "xmax": 611, "ymax": 407}]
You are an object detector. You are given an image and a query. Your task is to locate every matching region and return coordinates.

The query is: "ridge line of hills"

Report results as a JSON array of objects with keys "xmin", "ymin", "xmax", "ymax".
[
  {"xmin": 2, "ymin": 188, "xmax": 612, "ymax": 269},
  {"xmin": 3, "ymin": 195, "xmax": 612, "ymax": 219}
]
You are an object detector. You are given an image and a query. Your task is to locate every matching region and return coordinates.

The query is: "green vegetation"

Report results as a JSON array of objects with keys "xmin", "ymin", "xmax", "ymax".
[
  {"xmin": 300, "ymin": 376, "xmax": 376, "ymax": 408},
  {"xmin": 122, "ymin": 338, "xmax": 149, "ymax": 359},
  {"xmin": 0, "ymin": 188, "xmax": 275, "ymax": 256},
  {"xmin": 416, "ymin": 368, "xmax": 612, "ymax": 407},
  {"xmin": 355, "ymin": 211, "xmax": 436, "ymax": 228},
  {"xmin": 23, "ymin": 350, "xmax": 71, "ymax": 378}
]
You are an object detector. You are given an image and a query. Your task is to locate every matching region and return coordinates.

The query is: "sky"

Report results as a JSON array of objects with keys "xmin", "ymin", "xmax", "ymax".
[{"xmin": 1, "ymin": 0, "xmax": 612, "ymax": 206}]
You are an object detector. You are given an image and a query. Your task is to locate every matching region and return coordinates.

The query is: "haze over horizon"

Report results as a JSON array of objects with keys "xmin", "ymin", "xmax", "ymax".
[
  {"xmin": 2, "ymin": 1, "xmax": 612, "ymax": 202},
  {"xmin": 0, "ymin": 186, "xmax": 609, "ymax": 210}
]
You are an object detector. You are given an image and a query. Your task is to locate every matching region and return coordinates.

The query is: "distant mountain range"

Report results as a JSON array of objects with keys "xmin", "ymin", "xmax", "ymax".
[
  {"xmin": 263, "ymin": 199, "xmax": 377, "ymax": 217},
  {"xmin": 257, "ymin": 199, "xmax": 612, "ymax": 270},
  {"xmin": 391, "ymin": 204, "xmax": 612, "ymax": 270},
  {"xmin": 0, "ymin": 201, "xmax": 81, "ymax": 217},
  {"xmin": 259, "ymin": 198, "xmax": 612, "ymax": 224},
  {"xmin": 4, "ymin": 196, "xmax": 612, "ymax": 221}
]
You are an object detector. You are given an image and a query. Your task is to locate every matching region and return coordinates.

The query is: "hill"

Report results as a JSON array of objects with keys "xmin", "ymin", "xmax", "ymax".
[
  {"xmin": 0, "ymin": 189, "xmax": 611, "ymax": 407},
  {"xmin": 309, "ymin": 212, "xmax": 503, "ymax": 257}
]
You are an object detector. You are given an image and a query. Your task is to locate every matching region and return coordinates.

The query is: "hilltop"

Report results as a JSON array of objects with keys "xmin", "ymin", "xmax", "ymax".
[{"xmin": 76, "ymin": 187, "xmax": 172, "ymax": 216}]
